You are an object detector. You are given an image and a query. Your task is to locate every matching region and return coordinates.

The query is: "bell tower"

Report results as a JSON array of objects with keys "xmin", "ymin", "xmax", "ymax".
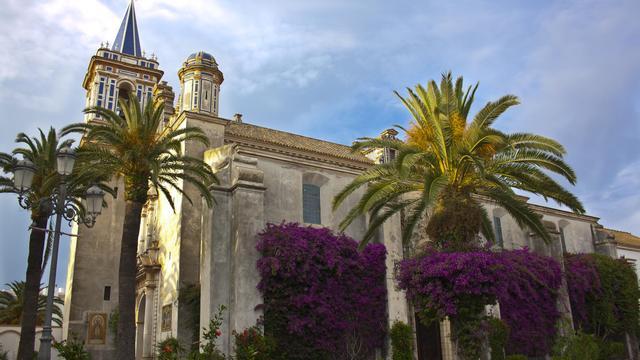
[{"xmin": 81, "ymin": 0, "xmax": 164, "ymax": 122}]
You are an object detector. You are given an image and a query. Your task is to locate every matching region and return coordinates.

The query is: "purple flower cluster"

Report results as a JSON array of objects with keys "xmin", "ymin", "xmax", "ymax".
[
  {"xmin": 397, "ymin": 249, "xmax": 562, "ymax": 356},
  {"xmin": 564, "ymin": 253, "xmax": 601, "ymax": 330},
  {"xmin": 256, "ymin": 223, "xmax": 387, "ymax": 359}
]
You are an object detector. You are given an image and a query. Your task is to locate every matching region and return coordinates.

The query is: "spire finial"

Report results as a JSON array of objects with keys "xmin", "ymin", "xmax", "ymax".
[{"xmin": 112, "ymin": 0, "xmax": 142, "ymax": 57}]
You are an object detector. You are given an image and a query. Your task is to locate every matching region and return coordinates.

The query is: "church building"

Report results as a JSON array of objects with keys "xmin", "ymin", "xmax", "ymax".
[{"xmin": 62, "ymin": 2, "xmax": 626, "ymax": 359}]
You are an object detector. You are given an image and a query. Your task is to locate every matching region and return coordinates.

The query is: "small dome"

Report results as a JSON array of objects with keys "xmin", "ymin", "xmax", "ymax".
[{"xmin": 185, "ymin": 51, "xmax": 217, "ymax": 66}]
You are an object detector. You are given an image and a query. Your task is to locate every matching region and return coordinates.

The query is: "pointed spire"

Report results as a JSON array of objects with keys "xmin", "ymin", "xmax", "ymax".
[{"xmin": 112, "ymin": 0, "xmax": 142, "ymax": 57}]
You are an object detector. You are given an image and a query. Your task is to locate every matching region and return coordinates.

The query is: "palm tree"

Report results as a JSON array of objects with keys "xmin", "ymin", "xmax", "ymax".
[
  {"xmin": 0, "ymin": 128, "xmax": 74, "ymax": 359},
  {"xmin": 63, "ymin": 94, "xmax": 217, "ymax": 359},
  {"xmin": 0, "ymin": 281, "xmax": 63, "ymax": 327},
  {"xmin": 333, "ymin": 73, "xmax": 584, "ymax": 250}
]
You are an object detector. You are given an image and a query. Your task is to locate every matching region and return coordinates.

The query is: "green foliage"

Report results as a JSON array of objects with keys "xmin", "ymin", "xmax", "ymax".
[
  {"xmin": 389, "ymin": 321, "xmax": 414, "ymax": 360},
  {"xmin": 62, "ymin": 94, "xmax": 217, "ymax": 206},
  {"xmin": 505, "ymin": 355, "xmax": 527, "ymax": 360},
  {"xmin": 53, "ymin": 336, "xmax": 90, "ymax": 360},
  {"xmin": 551, "ymin": 328, "xmax": 625, "ymax": 360},
  {"xmin": 157, "ymin": 337, "xmax": 185, "ymax": 360},
  {"xmin": 179, "ymin": 283, "xmax": 201, "ymax": 351},
  {"xmin": 188, "ymin": 305, "xmax": 226, "ymax": 360},
  {"xmin": 108, "ymin": 308, "xmax": 118, "ymax": 344},
  {"xmin": 451, "ymin": 315, "xmax": 486, "ymax": 360},
  {"xmin": 0, "ymin": 281, "xmax": 63, "ymax": 326},
  {"xmin": 552, "ymin": 330, "xmax": 600, "ymax": 360},
  {"xmin": 488, "ymin": 318, "xmax": 509, "ymax": 360},
  {"xmin": 589, "ymin": 254, "xmax": 640, "ymax": 338},
  {"xmin": 333, "ymin": 72, "xmax": 583, "ymax": 249},
  {"xmin": 0, "ymin": 343, "xmax": 8, "ymax": 360},
  {"xmin": 598, "ymin": 340, "xmax": 624, "ymax": 360},
  {"xmin": 233, "ymin": 326, "xmax": 276, "ymax": 360}
]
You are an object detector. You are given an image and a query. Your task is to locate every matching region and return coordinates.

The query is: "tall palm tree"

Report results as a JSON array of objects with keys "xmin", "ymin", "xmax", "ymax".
[
  {"xmin": 334, "ymin": 73, "xmax": 584, "ymax": 250},
  {"xmin": 0, "ymin": 281, "xmax": 63, "ymax": 327},
  {"xmin": 0, "ymin": 128, "xmax": 74, "ymax": 359},
  {"xmin": 63, "ymin": 95, "xmax": 217, "ymax": 359}
]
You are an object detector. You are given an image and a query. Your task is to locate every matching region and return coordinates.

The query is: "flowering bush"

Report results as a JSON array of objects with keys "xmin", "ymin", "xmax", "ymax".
[
  {"xmin": 564, "ymin": 254, "xmax": 601, "ymax": 329},
  {"xmin": 188, "ymin": 305, "xmax": 226, "ymax": 360},
  {"xmin": 233, "ymin": 326, "xmax": 276, "ymax": 360},
  {"xmin": 257, "ymin": 223, "xmax": 388, "ymax": 360},
  {"xmin": 565, "ymin": 253, "xmax": 640, "ymax": 338},
  {"xmin": 397, "ymin": 248, "xmax": 562, "ymax": 357},
  {"xmin": 157, "ymin": 337, "xmax": 184, "ymax": 360}
]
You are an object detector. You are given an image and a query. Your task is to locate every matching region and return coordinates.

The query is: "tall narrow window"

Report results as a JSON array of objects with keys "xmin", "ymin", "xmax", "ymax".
[
  {"xmin": 303, "ymin": 184, "xmax": 321, "ymax": 224},
  {"xmin": 493, "ymin": 216, "xmax": 504, "ymax": 248},
  {"xmin": 560, "ymin": 227, "xmax": 567, "ymax": 254}
]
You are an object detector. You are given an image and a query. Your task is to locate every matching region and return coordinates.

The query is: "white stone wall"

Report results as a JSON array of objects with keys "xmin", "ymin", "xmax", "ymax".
[
  {"xmin": 0, "ymin": 326, "xmax": 63, "ymax": 360},
  {"xmin": 617, "ymin": 247, "xmax": 640, "ymax": 280}
]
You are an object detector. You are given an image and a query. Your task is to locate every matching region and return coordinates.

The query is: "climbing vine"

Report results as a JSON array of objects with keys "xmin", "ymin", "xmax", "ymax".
[
  {"xmin": 397, "ymin": 248, "xmax": 562, "ymax": 358},
  {"xmin": 256, "ymin": 223, "xmax": 388, "ymax": 360}
]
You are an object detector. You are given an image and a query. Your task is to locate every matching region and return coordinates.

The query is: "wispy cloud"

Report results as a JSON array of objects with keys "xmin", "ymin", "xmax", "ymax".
[{"xmin": 0, "ymin": 0, "xmax": 638, "ymax": 287}]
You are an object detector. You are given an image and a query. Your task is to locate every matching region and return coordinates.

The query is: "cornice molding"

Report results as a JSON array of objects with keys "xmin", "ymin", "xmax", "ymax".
[
  {"xmin": 224, "ymin": 136, "xmax": 370, "ymax": 175},
  {"xmin": 83, "ymin": 55, "xmax": 164, "ymax": 90}
]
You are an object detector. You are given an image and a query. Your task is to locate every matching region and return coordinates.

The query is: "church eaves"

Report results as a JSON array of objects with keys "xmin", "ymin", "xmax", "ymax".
[{"xmin": 112, "ymin": 0, "xmax": 142, "ymax": 57}]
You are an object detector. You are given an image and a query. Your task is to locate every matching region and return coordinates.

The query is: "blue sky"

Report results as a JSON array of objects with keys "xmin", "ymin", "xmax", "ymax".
[{"xmin": 0, "ymin": 0, "xmax": 639, "ymax": 287}]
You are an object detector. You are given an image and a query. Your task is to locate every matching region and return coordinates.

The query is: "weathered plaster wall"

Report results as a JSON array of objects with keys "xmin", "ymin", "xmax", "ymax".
[{"xmin": 63, "ymin": 178, "xmax": 125, "ymax": 360}]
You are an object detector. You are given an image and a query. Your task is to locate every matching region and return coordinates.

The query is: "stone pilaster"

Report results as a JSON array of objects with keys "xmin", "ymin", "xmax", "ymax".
[
  {"xmin": 201, "ymin": 146, "xmax": 265, "ymax": 355},
  {"xmin": 593, "ymin": 225, "xmax": 618, "ymax": 258},
  {"xmin": 381, "ymin": 213, "xmax": 410, "ymax": 359}
]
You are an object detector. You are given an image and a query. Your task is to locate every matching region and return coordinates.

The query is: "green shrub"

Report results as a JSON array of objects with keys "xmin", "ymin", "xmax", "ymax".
[
  {"xmin": 108, "ymin": 309, "xmax": 118, "ymax": 345},
  {"xmin": 488, "ymin": 318, "xmax": 509, "ymax": 360},
  {"xmin": 552, "ymin": 330, "xmax": 599, "ymax": 360},
  {"xmin": 157, "ymin": 337, "xmax": 184, "ymax": 360},
  {"xmin": 505, "ymin": 355, "xmax": 527, "ymax": 360},
  {"xmin": 187, "ymin": 305, "xmax": 226, "ymax": 360},
  {"xmin": 597, "ymin": 340, "xmax": 624, "ymax": 360},
  {"xmin": 390, "ymin": 321, "xmax": 414, "ymax": 360},
  {"xmin": 52, "ymin": 336, "xmax": 90, "ymax": 360},
  {"xmin": 233, "ymin": 326, "xmax": 276, "ymax": 360},
  {"xmin": 0, "ymin": 343, "xmax": 8, "ymax": 360}
]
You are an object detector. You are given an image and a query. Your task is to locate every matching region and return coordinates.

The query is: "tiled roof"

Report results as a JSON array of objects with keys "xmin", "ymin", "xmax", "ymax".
[
  {"xmin": 607, "ymin": 228, "xmax": 640, "ymax": 248},
  {"xmin": 225, "ymin": 122, "xmax": 373, "ymax": 164}
]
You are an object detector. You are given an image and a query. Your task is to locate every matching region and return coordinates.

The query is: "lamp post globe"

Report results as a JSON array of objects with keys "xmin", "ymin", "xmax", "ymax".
[
  {"xmin": 13, "ymin": 159, "xmax": 36, "ymax": 191},
  {"xmin": 85, "ymin": 185, "xmax": 105, "ymax": 216},
  {"xmin": 56, "ymin": 147, "xmax": 76, "ymax": 176}
]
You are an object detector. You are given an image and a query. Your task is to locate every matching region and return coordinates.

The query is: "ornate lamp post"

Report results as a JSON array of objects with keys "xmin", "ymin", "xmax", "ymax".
[{"xmin": 12, "ymin": 147, "xmax": 106, "ymax": 360}]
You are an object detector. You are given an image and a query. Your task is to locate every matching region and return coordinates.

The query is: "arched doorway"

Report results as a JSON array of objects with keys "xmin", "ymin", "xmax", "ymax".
[
  {"xmin": 415, "ymin": 313, "xmax": 443, "ymax": 360},
  {"xmin": 135, "ymin": 294, "xmax": 145, "ymax": 360}
]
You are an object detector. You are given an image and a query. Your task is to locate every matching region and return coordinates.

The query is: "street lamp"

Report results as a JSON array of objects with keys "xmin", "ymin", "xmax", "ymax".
[
  {"xmin": 18, "ymin": 147, "xmax": 106, "ymax": 360},
  {"xmin": 13, "ymin": 159, "xmax": 36, "ymax": 191}
]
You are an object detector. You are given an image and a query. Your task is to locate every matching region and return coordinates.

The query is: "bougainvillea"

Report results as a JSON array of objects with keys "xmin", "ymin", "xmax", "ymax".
[
  {"xmin": 256, "ymin": 223, "xmax": 387, "ymax": 360},
  {"xmin": 397, "ymin": 248, "xmax": 562, "ymax": 357},
  {"xmin": 564, "ymin": 253, "xmax": 601, "ymax": 329},
  {"xmin": 565, "ymin": 253, "xmax": 640, "ymax": 338}
]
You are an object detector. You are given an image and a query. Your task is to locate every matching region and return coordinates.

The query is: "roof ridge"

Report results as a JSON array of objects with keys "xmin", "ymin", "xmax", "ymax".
[
  {"xmin": 605, "ymin": 228, "xmax": 640, "ymax": 237},
  {"xmin": 226, "ymin": 121, "xmax": 356, "ymax": 150}
]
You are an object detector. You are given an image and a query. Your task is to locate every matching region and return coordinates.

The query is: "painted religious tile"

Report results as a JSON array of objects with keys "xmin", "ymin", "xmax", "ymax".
[
  {"xmin": 87, "ymin": 312, "xmax": 107, "ymax": 344},
  {"xmin": 161, "ymin": 304, "xmax": 172, "ymax": 332}
]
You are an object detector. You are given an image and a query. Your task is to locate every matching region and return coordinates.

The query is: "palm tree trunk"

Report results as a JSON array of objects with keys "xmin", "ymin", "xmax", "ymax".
[
  {"xmin": 116, "ymin": 200, "xmax": 144, "ymax": 360},
  {"xmin": 17, "ymin": 215, "xmax": 48, "ymax": 360}
]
